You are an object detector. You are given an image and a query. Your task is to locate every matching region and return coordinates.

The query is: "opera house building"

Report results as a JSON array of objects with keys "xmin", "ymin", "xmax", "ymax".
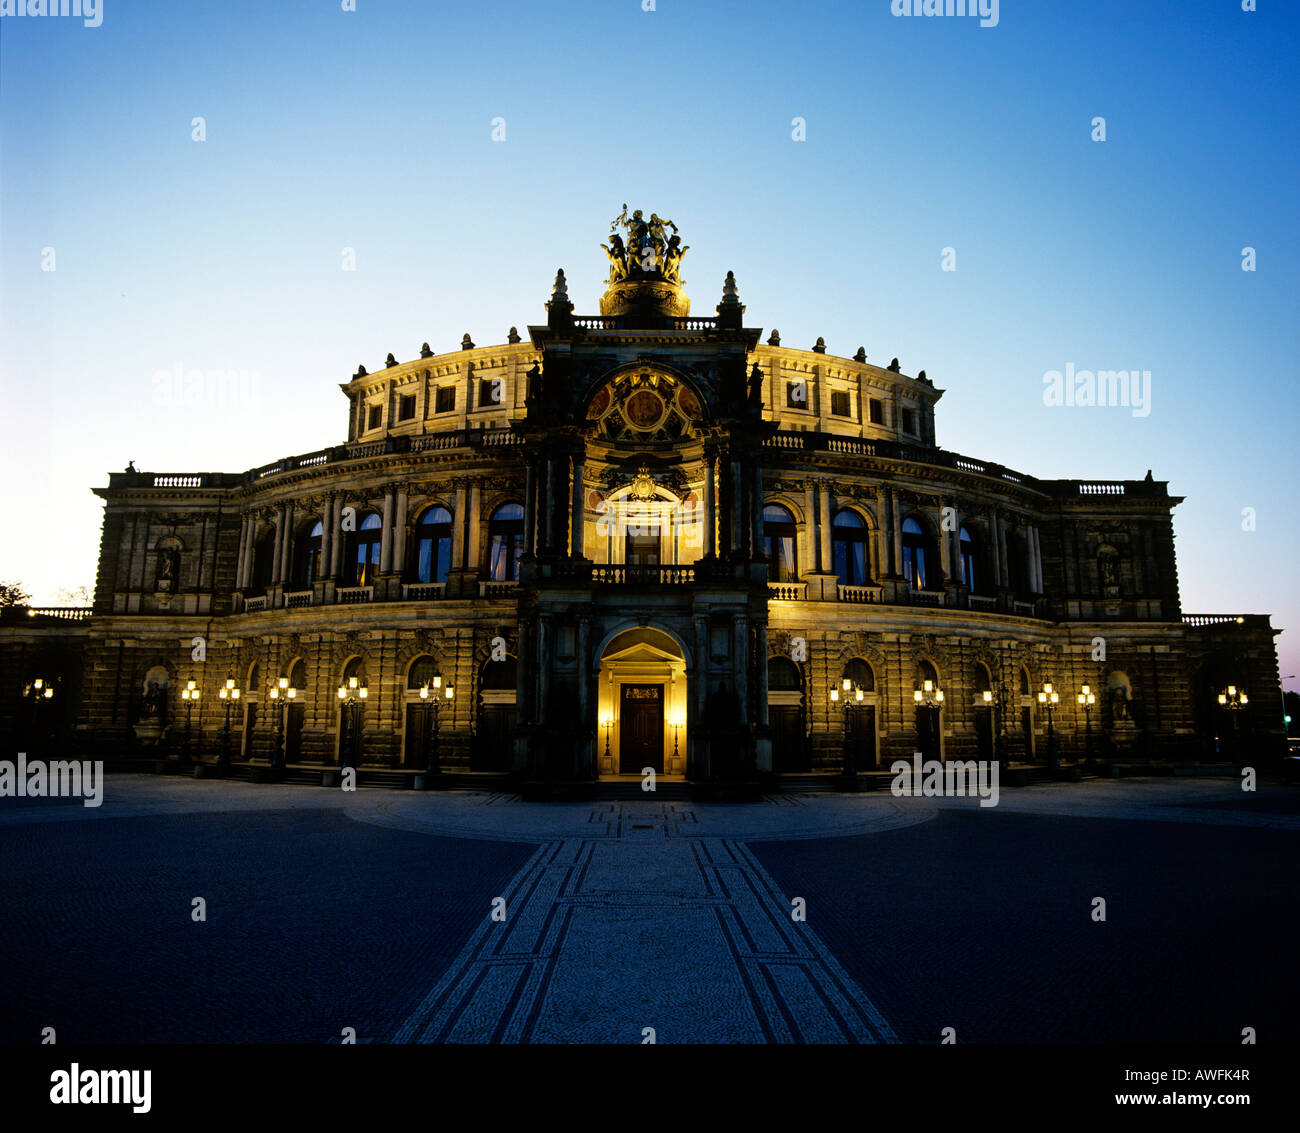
[{"xmin": 1, "ymin": 211, "xmax": 1284, "ymax": 792}]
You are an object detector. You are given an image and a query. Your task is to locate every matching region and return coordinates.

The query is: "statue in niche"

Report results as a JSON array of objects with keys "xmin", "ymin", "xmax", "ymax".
[
  {"xmin": 142, "ymin": 679, "xmax": 168, "ymax": 722},
  {"xmin": 155, "ymin": 548, "xmax": 180, "ymax": 592},
  {"xmin": 1111, "ymin": 684, "xmax": 1130, "ymax": 721},
  {"xmin": 1099, "ymin": 551, "xmax": 1120, "ymax": 596},
  {"xmin": 747, "ymin": 363, "xmax": 764, "ymax": 411}
]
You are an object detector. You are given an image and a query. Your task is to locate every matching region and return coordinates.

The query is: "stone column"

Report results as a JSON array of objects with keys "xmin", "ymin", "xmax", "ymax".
[
  {"xmin": 938, "ymin": 503, "xmax": 953, "ymax": 581},
  {"xmin": 997, "ymin": 515, "xmax": 1010, "ymax": 589},
  {"xmin": 571, "ymin": 457, "xmax": 585, "ymax": 557},
  {"xmin": 328, "ymin": 496, "xmax": 343, "ymax": 578},
  {"xmin": 577, "ymin": 617, "xmax": 590, "ymax": 773},
  {"xmin": 805, "ymin": 482, "xmax": 819, "ymax": 571},
  {"xmin": 271, "ymin": 507, "xmax": 285, "ymax": 584},
  {"xmin": 538, "ymin": 617, "xmax": 552, "ymax": 725},
  {"xmin": 467, "ymin": 480, "xmax": 482, "ymax": 569},
  {"xmin": 703, "ymin": 452, "xmax": 717, "ymax": 558},
  {"xmin": 730, "ymin": 458, "xmax": 744, "ymax": 555},
  {"xmin": 818, "ymin": 485, "xmax": 833, "ymax": 572},
  {"xmin": 755, "ymin": 623, "xmax": 770, "ymax": 726},
  {"xmin": 379, "ymin": 488, "xmax": 394, "ymax": 575},
  {"xmin": 319, "ymin": 496, "xmax": 333, "ymax": 580},
  {"xmin": 452, "ymin": 482, "xmax": 467, "ymax": 569},
  {"xmin": 393, "ymin": 487, "xmax": 409, "ymax": 576},
  {"xmin": 236, "ymin": 515, "xmax": 251, "ymax": 588},
  {"xmin": 891, "ymin": 494, "xmax": 903, "ymax": 576},
  {"xmin": 752, "ymin": 465, "xmax": 765, "ymax": 560},
  {"xmin": 732, "ymin": 616, "xmax": 749, "ymax": 725},
  {"xmin": 281, "ymin": 502, "xmax": 295, "ymax": 583},
  {"xmin": 524, "ymin": 458, "xmax": 538, "ymax": 556}
]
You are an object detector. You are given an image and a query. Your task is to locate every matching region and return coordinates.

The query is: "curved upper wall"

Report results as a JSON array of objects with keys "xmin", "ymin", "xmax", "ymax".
[{"xmin": 341, "ymin": 336, "xmax": 942, "ymax": 450}]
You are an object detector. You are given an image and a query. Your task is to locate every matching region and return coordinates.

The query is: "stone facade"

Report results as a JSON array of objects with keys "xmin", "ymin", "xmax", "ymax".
[{"xmin": 0, "ymin": 226, "xmax": 1284, "ymax": 780}]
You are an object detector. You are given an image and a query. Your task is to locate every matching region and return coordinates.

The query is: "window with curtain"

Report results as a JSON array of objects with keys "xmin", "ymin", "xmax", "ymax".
[
  {"xmin": 832, "ymin": 508, "xmax": 869, "ymax": 586},
  {"xmin": 414, "ymin": 506, "xmax": 452, "ymax": 583},
  {"xmin": 762, "ymin": 504, "xmax": 798, "ymax": 581},
  {"xmin": 488, "ymin": 503, "xmax": 525, "ymax": 581}
]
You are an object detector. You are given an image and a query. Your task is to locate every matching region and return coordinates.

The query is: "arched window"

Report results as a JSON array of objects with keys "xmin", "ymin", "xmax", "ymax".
[
  {"xmin": 1019, "ymin": 667, "xmax": 1030, "ymax": 695},
  {"xmin": 843, "ymin": 658, "xmax": 875, "ymax": 692},
  {"xmin": 480, "ymin": 657, "xmax": 517, "ymax": 690},
  {"xmin": 768, "ymin": 656, "xmax": 802, "ymax": 691},
  {"xmin": 414, "ymin": 507, "xmax": 452, "ymax": 584},
  {"xmin": 347, "ymin": 513, "xmax": 382, "ymax": 586},
  {"xmin": 832, "ymin": 509, "xmax": 869, "ymax": 586},
  {"xmin": 287, "ymin": 658, "xmax": 306, "ymax": 692},
  {"xmin": 974, "ymin": 662, "xmax": 992, "ymax": 695},
  {"xmin": 902, "ymin": 518, "xmax": 929, "ymax": 590},
  {"xmin": 407, "ymin": 654, "xmax": 439, "ymax": 689},
  {"xmin": 294, "ymin": 522, "xmax": 324, "ymax": 588},
  {"xmin": 488, "ymin": 503, "xmax": 525, "ymax": 581},
  {"xmin": 762, "ymin": 504, "xmax": 798, "ymax": 582},
  {"xmin": 342, "ymin": 657, "xmax": 368, "ymax": 687},
  {"xmin": 250, "ymin": 531, "xmax": 275, "ymax": 595},
  {"xmin": 959, "ymin": 525, "xmax": 977, "ymax": 593}
]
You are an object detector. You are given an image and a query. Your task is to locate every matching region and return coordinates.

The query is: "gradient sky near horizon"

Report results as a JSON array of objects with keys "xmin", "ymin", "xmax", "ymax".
[{"xmin": 2, "ymin": 0, "xmax": 1297, "ymax": 687}]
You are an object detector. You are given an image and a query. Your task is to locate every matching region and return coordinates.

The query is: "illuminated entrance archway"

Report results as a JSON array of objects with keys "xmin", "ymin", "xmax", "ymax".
[{"xmin": 596, "ymin": 627, "xmax": 687, "ymax": 778}]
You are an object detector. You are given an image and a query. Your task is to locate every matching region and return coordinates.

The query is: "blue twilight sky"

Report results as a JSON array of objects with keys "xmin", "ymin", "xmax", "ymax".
[{"xmin": 2, "ymin": 0, "xmax": 1297, "ymax": 686}]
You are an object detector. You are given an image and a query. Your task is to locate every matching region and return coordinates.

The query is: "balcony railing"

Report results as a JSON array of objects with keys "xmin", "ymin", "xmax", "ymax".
[
  {"xmin": 837, "ymin": 585, "xmax": 881, "ymax": 604},
  {"xmin": 403, "ymin": 582, "xmax": 447, "ymax": 600},
  {"xmin": 968, "ymin": 594, "xmax": 998, "ymax": 612},
  {"xmin": 1182, "ymin": 614, "xmax": 1250, "ymax": 627},
  {"xmin": 908, "ymin": 590, "xmax": 944, "ymax": 607},
  {"xmin": 244, "ymin": 596, "xmax": 268, "ymax": 612},
  {"xmin": 337, "ymin": 586, "xmax": 374, "ymax": 605},
  {"xmin": 479, "ymin": 580, "xmax": 519, "ymax": 598},
  {"xmin": 592, "ymin": 565, "xmax": 695, "ymax": 586},
  {"xmin": 768, "ymin": 582, "xmax": 807, "ymax": 600},
  {"xmin": 10, "ymin": 606, "xmax": 93, "ymax": 622},
  {"xmin": 283, "ymin": 590, "xmax": 313, "ymax": 609}
]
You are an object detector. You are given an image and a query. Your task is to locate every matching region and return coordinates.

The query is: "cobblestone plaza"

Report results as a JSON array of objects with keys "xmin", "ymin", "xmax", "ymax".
[{"xmin": 2, "ymin": 774, "xmax": 1293, "ymax": 1045}]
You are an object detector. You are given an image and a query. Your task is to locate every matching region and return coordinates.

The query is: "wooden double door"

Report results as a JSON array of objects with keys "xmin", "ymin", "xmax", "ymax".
[{"xmin": 619, "ymin": 684, "xmax": 663, "ymax": 774}]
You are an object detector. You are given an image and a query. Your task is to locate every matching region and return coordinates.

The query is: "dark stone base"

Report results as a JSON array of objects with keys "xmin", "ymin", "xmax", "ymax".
[
  {"xmin": 520, "ymin": 779, "xmax": 598, "ymax": 802},
  {"xmin": 688, "ymin": 780, "xmax": 764, "ymax": 802}
]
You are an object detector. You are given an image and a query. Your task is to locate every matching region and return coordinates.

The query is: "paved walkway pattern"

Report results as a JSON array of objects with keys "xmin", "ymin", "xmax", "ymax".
[{"xmin": 380, "ymin": 801, "xmax": 920, "ymax": 1043}]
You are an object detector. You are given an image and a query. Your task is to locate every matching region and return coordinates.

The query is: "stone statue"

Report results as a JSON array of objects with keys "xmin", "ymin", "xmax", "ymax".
[
  {"xmin": 662, "ymin": 235, "xmax": 688, "ymax": 283},
  {"xmin": 1111, "ymin": 684, "xmax": 1130, "ymax": 721},
  {"xmin": 142, "ymin": 680, "xmax": 167, "ymax": 721},
  {"xmin": 125, "ymin": 460, "xmax": 137, "ymax": 473},
  {"xmin": 747, "ymin": 363, "xmax": 764, "ymax": 410},
  {"xmin": 1100, "ymin": 554, "xmax": 1118, "ymax": 588},
  {"xmin": 601, "ymin": 233, "xmax": 629, "ymax": 283}
]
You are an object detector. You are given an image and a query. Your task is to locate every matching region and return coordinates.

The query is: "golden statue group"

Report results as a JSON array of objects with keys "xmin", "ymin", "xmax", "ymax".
[{"xmin": 602, "ymin": 205, "xmax": 689, "ymax": 284}]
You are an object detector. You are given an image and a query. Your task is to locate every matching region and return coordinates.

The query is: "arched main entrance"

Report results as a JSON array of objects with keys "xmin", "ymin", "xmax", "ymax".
[{"xmin": 597, "ymin": 627, "xmax": 687, "ymax": 778}]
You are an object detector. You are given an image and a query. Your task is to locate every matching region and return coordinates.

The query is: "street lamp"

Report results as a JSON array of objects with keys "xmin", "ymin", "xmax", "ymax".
[
  {"xmin": 1217, "ymin": 685, "xmax": 1249, "ymax": 763},
  {"xmin": 217, "ymin": 677, "xmax": 241, "ymax": 772},
  {"xmin": 419, "ymin": 675, "xmax": 454, "ymax": 782},
  {"xmin": 1037, "ymin": 681, "xmax": 1060, "ymax": 767},
  {"xmin": 180, "ymin": 679, "xmax": 202, "ymax": 765},
  {"xmin": 23, "ymin": 678, "xmax": 54, "ymax": 755},
  {"xmin": 336, "ymin": 675, "xmax": 368, "ymax": 771},
  {"xmin": 1077, "ymin": 683, "xmax": 1097, "ymax": 766},
  {"xmin": 980, "ymin": 683, "xmax": 1010, "ymax": 768},
  {"xmin": 268, "ymin": 676, "xmax": 296, "ymax": 773},
  {"xmin": 669, "ymin": 711, "xmax": 684, "ymax": 764},
  {"xmin": 912, "ymin": 679, "xmax": 945, "ymax": 761},
  {"xmin": 832, "ymin": 676, "xmax": 866, "ymax": 776},
  {"xmin": 601, "ymin": 710, "xmax": 614, "ymax": 765}
]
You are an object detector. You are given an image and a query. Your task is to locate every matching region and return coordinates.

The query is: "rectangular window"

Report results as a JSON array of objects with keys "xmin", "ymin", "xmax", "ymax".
[
  {"xmin": 478, "ymin": 378, "xmax": 501, "ymax": 407},
  {"xmin": 397, "ymin": 393, "xmax": 416, "ymax": 422},
  {"xmin": 434, "ymin": 386, "xmax": 455, "ymax": 413},
  {"xmin": 785, "ymin": 380, "xmax": 809, "ymax": 409},
  {"xmin": 901, "ymin": 408, "xmax": 917, "ymax": 435},
  {"xmin": 366, "ymin": 404, "xmax": 382, "ymax": 431},
  {"xmin": 830, "ymin": 390, "xmax": 851, "ymax": 417},
  {"xmin": 869, "ymin": 398, "xmax": 884, "ymax": 425}
]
